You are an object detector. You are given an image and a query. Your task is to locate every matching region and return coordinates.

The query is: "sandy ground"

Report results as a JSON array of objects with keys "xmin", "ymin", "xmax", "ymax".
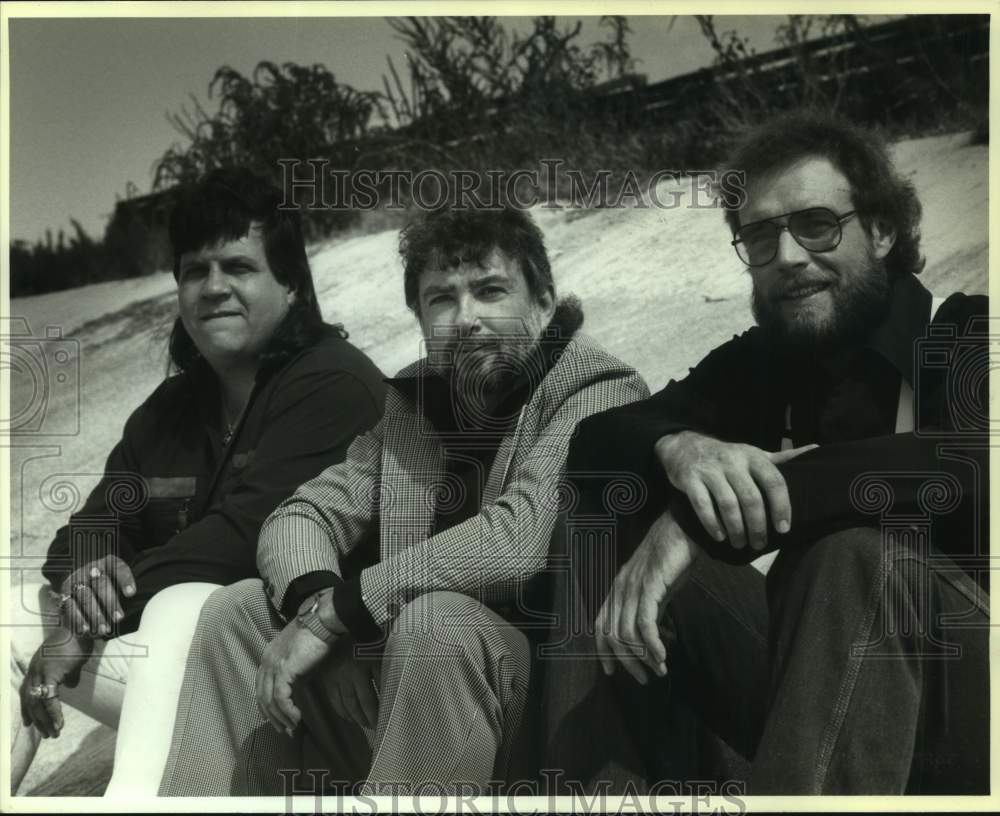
[{"xmin": 5, "ymin": 130, "xmax": 989, "ymax": 796}]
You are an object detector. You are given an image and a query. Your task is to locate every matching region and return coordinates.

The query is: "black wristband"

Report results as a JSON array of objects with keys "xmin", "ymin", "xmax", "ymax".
[
  {"xmin": 282, "ymin": 570, "xmax": 343, "ymax": 620},
  {"xmin": 333, "ymin": 577, "xmax": 382, "ymax": 644}
]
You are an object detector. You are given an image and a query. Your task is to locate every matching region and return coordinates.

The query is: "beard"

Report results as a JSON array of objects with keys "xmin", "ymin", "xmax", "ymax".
[
  {"xmin": 448, "ymin": 334, "xmax": 542, "ymax": 419},
  {"xmin": 752, "ymin": 253, "xmax": 892, "ymax": 355}
]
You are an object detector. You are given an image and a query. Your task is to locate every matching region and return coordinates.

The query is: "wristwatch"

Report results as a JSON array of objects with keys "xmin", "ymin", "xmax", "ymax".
[{"xmin": 296, "ymin": 589, "xmax": 338, "ymax": 643}]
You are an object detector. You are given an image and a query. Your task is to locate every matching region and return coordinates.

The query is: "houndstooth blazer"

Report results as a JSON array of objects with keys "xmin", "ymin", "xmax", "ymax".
[{"xmin": 257, "ymin": 332, "xmax": 649, "ymax": 630}]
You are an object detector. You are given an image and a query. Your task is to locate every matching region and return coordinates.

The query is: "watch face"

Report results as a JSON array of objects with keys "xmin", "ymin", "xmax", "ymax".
[
  {"xmin": 298, "ymin": 604, "xmax": 334, "ymax": 643},
  {"xmin": 297, "ymin": 595, "xmax": 320, "ymax": 619}
]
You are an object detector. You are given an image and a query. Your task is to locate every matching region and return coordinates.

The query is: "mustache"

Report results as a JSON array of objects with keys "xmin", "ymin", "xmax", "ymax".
[
  {"xmin": 432, "ymin": 335, "xmax": 536, "ymax": 357},
  {"xmin": 773, "ymin": 275, "xmax": 835, "ymax": 297}
]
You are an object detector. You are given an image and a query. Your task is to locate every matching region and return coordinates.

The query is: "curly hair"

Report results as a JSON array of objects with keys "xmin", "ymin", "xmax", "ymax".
[
  {"xmin": 399, "ymin": 206, "xmax": 554, "ymax": 312},
  {"xmin": 722, "ymin": 111, "xmax": 925, "ymax": 278},
  {"xmin": 166, "ymin": 167, "xmax": 344, "ymax": 373}
]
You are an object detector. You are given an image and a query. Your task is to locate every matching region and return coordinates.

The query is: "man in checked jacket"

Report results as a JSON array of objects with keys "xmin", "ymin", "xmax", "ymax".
[{"xmin": 157, "ymin": 206, "xmax": 648, "ymax": 795}]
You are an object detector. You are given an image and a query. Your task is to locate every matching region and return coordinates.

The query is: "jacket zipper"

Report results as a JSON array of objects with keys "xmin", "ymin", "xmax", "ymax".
[{"xmin": 176, "ymin": 498, "xmax": 190, "ymax": 533}]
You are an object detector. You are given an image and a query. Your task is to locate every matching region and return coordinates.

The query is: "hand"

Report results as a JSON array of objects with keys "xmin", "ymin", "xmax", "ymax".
[
  {"xmin": 58, "ymin": 555, "xmax": 135, "ymax": 637},
  {"xmin": 595, "ymin": 508, "xmax": 699, "ymax": 685},
  {"xmin": 19, "ymin": 627, "xmax": 94, "ymax": 738},
  {"xmin": 255, "ymin": 617, "xmax": 333, "ymax": 737},
  {"xmin": 655, "ymin": 431, "xmax": 817, "ymax": 551},
  {"xmin": 318, "ymin": 637, "xmax": 380, "ymax": 731}
]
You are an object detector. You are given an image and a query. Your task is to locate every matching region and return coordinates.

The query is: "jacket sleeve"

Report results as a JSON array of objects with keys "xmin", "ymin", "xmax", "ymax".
[
  {"xmin": 353, "ymin": 367, "xmax": 650, "ymax": 631},
  {"xmin": 676, "ymin": 292, "xmax": 991, "ymax": 565},
  {"xmin": 41, "ymin": 412, "xmax": 145, "ymax": 591},
  {"xmin": 256, "ymin": 418, "xmax": 384, "ymax": 615},
  {"xmin": 567, "ymin": 331, "xmax": 758, "ymax": 507},
  {"xmin": 675, "ymin": 432, "xmax": 989, "ymax": 565},
  {"xmin": 124, "ymin": 365, "xmax": 384, "ymax": 626}
]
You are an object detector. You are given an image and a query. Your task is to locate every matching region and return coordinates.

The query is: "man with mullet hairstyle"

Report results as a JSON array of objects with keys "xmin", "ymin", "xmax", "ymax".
[{"xmin": 12, "ymin": 167, "xmax": 385, "ymax": 796}]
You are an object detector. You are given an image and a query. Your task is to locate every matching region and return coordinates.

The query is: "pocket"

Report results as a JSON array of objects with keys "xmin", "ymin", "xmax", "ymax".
[
  {"xmin": 231, "ymin": 449, "xmax": 256, "ymax": 471},
  {"xmin": 143, "ymin": 477, "xmax": 197, "ymax": 544}
]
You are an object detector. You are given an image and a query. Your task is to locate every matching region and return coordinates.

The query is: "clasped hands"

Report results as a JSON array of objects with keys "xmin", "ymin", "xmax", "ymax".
[
  {"xmin": 595, "ymin": 430, "xmax": 816, "ymax": 684},
  {"xmin": 255, "ymin": 587, "xmax": 379, "ymax": 737}
]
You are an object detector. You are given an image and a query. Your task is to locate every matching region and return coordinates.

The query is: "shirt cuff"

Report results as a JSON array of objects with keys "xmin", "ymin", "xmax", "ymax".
[
  {"xmin": 333, "ymin": 576, "xmax": 382, "ymax": 643},
  {"xmin": 281, "ymin": 571, "xmax": 343, "ymax": 620}
]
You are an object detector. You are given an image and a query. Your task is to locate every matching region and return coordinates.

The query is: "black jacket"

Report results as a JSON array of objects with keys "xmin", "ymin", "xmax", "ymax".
[
  {"xmin": 542, "ymin": 276, "xmax": 989, "ymax": 792},
  {"xmin": 569, "ymin": 275, "xmax": 989, "ymax": 577},
  {"xmin": 41, "ymin": 327, "xmax": 386, "ymax": 635}
]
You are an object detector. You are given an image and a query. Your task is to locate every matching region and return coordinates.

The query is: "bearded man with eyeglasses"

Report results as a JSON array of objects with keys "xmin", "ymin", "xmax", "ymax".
[{"xmin": 548, "ymin": 112, "xmax": 989, "ymax": 794}]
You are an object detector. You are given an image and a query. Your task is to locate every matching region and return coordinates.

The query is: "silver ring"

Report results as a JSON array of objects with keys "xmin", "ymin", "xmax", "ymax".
[
  {"xmin": 58, "ymin": 593, "xmax": 73, "ymax": 607},
  {"xmin": 28, "ymin": 684, "xmax": 57, "ymax": 700},
  {"xmin": 88, "ymin": 567, "xmax": 102, "ymax": 580}
]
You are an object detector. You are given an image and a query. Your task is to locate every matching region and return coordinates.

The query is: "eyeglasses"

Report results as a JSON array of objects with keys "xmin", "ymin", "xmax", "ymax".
[{"xmin": 731, "ymin": 207, "xmax": 857, "ymax": 267}]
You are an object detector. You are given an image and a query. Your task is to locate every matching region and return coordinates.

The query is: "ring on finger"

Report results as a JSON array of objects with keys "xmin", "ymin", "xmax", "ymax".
[{"xmin": 29, "ymin": 684, "xmax": 57, "ymax": 699}]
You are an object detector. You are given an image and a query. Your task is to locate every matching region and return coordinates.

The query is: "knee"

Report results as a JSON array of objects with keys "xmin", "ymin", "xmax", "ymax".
[
  {"xmin": 769, "ymin": 527, "xmax": 887, "ymax": 605},
  {"xmin": 785, "ymin": 526, "xmax": 883, "ymax": 574},
  {"xmin": 389, "ymin": 591, "xmax": 481, "ymax": 651},
  {"xmin": 387, "ymin": 592, "xmax": 520, "ymax": 665},
  {"xmin": 139, "ymin": 582, "xmax": 223, "ymax": 632},
  {"xmin": 190, "ymin": 579, "xmax": 268, "ymax": 646},
  {"xmin": 385, "ymin": 592, "xmax": 530, "ymax": 702}
]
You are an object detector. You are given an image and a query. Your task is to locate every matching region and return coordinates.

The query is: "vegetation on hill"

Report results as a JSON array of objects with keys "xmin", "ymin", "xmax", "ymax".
[{"xmin": 11, "ymin": 14, "xmax": 987, "ymax": 296}]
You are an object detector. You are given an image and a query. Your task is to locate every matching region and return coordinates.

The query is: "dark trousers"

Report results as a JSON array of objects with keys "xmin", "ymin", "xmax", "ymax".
[{"xmin": 542, "ymin": 525, "xmax": 989, "ymax": 795}]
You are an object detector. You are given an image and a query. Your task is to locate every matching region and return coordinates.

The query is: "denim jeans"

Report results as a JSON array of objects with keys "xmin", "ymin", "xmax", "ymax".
[{"xmin": 662, "ymin": 526, "xmax": 989, "ymax": 794}]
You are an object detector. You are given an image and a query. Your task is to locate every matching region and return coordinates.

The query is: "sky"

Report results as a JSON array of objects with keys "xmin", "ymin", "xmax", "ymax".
[{"xmin": 7, "ymin": 13, "xmax": 887, "ymax": 244}]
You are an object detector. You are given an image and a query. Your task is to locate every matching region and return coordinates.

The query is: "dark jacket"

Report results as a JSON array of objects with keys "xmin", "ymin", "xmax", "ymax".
[
  {"xmin": 543, "ymin": 275, "xmax": 989, "ymax": 790},
  {"xmin": 570, "ymin": 274, "xmax": 989, "ymax": 573},
  {"xmin": 41, "ymin": 327, "xmax": 386, "ymax": 635}
]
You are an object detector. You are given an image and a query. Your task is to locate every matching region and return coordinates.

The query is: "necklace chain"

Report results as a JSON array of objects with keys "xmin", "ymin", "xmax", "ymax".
[{"xmin": 221, "ymin": 393, "xmax": 243, "ymax": 446}]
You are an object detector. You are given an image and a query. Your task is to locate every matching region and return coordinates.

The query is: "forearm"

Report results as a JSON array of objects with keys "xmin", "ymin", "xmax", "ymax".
[
  {"xmin": 675, "ymin": 433, "xmax": 988, "ymax": 564},
  {"xmin": 357, "ymin": 496, "xmax": 558, "ymax": 630},
  {"xmin": 257, "ymin": 428, "xmax": 381, "ymax": 614},
  {"xmin": 257, "ymin": 508, "xmax": 345, "ymax": 614}
]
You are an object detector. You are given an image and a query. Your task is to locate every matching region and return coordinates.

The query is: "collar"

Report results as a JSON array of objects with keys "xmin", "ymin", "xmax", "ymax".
[
  {"xmin": 864, "ymin": 274, "xmax": 932, "ymax": 388},
  {"xmin": 187, "ymin": 355, "xmax": 274, "ymax": 435},
  {"xmin": 765, "ymin": 274, "xmax": 933, "ymax": 393},
  {"xmin": 187, "ymin": 359, "xmax": 223, "ymax": 429}
]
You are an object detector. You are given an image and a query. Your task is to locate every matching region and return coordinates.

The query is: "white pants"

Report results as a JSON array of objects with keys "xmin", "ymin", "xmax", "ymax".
[{"xmin": 10, "ymin": 581, "xmax": 220, "ymax": 796}]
